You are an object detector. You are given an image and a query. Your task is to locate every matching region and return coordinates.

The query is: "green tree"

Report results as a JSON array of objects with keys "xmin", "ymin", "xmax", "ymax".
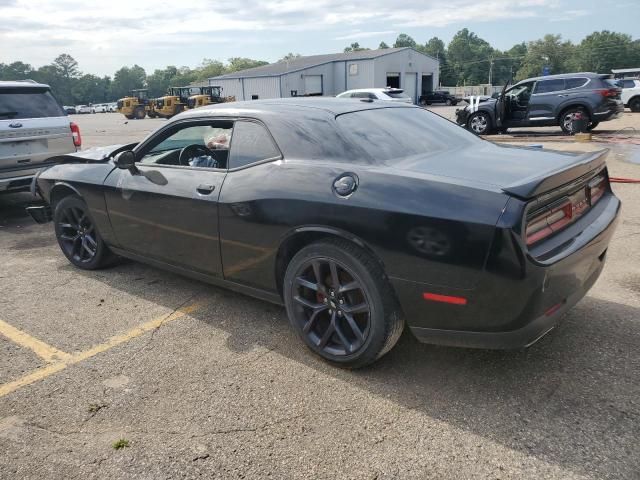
[
  {"xmin": 0, "ymin": 61, "xmax": 35, "ymax": 80},
  {"xmin": 71, "ymin": 74, "xmax": 110, "ymax": 103},
  {"xmin": 227, "ymin": 57, "xmax": 268, "ymax": 72},
  {"xmin": 393, "ymin": 34, "xmax": 417, "ymax": 48},
  {"xmin": 343, "ymin": 42, "xmax": 369, "ymax": 53},
  {"xmin": 516, "ymin": 34, "xmax": 575, "ymax": 80},
  {"xmin": 378, "ymin": 41, "xmax": 389, "ymax": 49},
  {"xmin": 195, "ymin": 59, "xmax": 226, "ymax": 81},
  {"xmin": 447, "ymin": 28, "xmax": 495, "ymax": 85},
  {"xmin": 52, "ymin": 54, "xmax": 80, "ymax": 79},
  {"xmin": 576, "ymin": 31, "xmax": 640, "ymax": 73},
  {"xmin": 278, "ymin": 52, "xmax": 302, "ymax": 62},
  {"xmin": 110, "ymin": 65, "xmax": 146, "ymax": 100}
]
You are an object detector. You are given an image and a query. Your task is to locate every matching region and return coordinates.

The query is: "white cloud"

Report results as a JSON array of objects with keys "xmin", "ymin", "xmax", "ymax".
[
  {"xmin": 335, "ymin": 30, "xmax": 395, "ymax": 40},
  {"xmin": 0, "ymin": 0, "xmax": 594, "ymax": 73}
]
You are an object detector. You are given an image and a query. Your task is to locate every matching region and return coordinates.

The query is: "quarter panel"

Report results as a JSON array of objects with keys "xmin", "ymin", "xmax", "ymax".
[
  {"xmin": 218, "ymin": 159, "xmax": 508, "ymax": 294},
  {"xmin": 38, "ymin": 162, "xmax": 118, "ymax": 245}
]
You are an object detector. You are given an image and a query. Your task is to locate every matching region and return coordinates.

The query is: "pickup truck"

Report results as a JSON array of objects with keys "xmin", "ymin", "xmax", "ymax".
[{"xmin": 419, "ymin": 90, "xmax": 459, "ymax": 106}]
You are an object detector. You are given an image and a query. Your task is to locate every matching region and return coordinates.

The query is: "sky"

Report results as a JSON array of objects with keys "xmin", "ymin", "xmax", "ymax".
[{"xmin": 1, "ymin": 0, "xmax": 638, "ymax": 77}]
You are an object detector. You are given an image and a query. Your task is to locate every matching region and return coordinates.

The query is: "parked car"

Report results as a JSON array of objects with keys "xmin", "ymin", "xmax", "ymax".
[
  {"xmin": 620, "ymin": 78, "xmax": 640, "ymax": 112},
  {"xmin": 76, "ymin": 105, "xmax": 92, "ymax": 114},
  {"xmin": 106, "ymin": 102, "xmax": 118, "ymax": 112},
  {"xmin": 0, "ymin": 80, "xmax": 81, "ymax": 193},
  {"xmin": 456, "ymin": 72, "xmax": 624, "ymax": 135},
  {"xmin": 92, "ymin": 104, "xmax": 107, "ymax": 113},
  {"xmin": 27, "ymin": 99, "xmax": 619, "ymax": 368},
  {"xmin": 419, "ymin": 90, "xmax": 459, "ymax": 106},
  {"xmin": 63, "ymin": 105, "xmax": 77, "ymax": 114},
  {"xmin": 336, "ymin": 88, "xmax": 413, "ymax": 104}
]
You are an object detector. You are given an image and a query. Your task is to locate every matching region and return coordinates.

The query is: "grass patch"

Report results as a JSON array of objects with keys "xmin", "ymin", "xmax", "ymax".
[{"xmin": 112, "ymin": 438, "xmax": 130, "ymax": 450}]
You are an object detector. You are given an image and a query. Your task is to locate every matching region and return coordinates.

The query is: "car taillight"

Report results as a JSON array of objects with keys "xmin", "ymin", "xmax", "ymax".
[
  {"xmin": 526, "ymin": 200, "xmax": 573, "ymax": 246},
  {"xmin": 589, "ymin": 175, "xmax": 607, "ymax": 205},
  {"xmin": 596, "ymin": 88, "xmax": 620, "ymax": 98},
  {"xmin": 70, "ymin": 122, "xmax": 82, "ymax": 147}
]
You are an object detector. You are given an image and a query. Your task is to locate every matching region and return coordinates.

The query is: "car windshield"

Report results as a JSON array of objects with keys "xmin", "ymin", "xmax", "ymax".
[
  {"xmin": 386, "ymin": 90, "xmax": 408, "ymax": 99},
  {"xmin": 0, "ymin": 88, "xmax": 65, "ymax": 119},
  {"xmin": 337, "ymin": 107, "xmax": 482, "ymax": 163}
]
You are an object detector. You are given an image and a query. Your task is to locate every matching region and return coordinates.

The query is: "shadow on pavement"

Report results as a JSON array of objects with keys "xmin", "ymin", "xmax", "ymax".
[{"xmin": 68, "ymin": 257, "xmax": 640, "ymax": 480}]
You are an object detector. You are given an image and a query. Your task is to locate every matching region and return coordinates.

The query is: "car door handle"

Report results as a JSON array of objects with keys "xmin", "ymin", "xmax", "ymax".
[
  {"xmin": 557, "ymin": 94, "xmax": 568, "ymax": 97},
  {"xmin": 196, "ymin": 184, "xmax": 215, "ymax": 194}
]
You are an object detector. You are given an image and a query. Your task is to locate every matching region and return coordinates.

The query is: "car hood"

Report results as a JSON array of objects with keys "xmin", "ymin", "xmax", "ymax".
[
  {"xmin": 48, "ymin": 143, "xmax": 137, "ymax": 163},
  {"xmin": 462, "ymin": 96, "xmax": 496, "ymax": 105},
  {"xmin": 393, "ymin": 143, "xmax": 608, "ymax": 198}
]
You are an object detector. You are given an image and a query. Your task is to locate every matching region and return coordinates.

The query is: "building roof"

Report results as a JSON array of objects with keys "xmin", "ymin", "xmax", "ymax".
[{"xmin": 211, "ymin": 48, "xmax": 437, "ymax": 80}]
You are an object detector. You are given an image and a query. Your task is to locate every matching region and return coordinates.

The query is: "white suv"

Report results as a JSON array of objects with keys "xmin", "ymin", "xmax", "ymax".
[
  {"xmin": 620, "ymin": 78, "xmax": 640, "ymax": 112},
  {"xmin": 1, "ymin": 81, "xmax": 80, "ymax": 193},
  {"xmin": 336, "ymin": 88, "xmax": 413, "ymax": 104}
]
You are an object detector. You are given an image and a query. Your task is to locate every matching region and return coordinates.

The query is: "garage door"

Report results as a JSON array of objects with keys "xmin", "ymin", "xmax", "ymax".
[
  {"xmin": 304, "ymin": 75, "xmax": 323, "ymax": 95},
  {"xmin": 404, "ymin": 73, "xmax": 417, "ymax": 104}
]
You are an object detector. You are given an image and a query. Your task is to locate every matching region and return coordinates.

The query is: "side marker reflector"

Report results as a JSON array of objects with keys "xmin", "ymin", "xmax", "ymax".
[{"xmin": 423, "ymin": 293, "xmax": 467, "ymax": 306}]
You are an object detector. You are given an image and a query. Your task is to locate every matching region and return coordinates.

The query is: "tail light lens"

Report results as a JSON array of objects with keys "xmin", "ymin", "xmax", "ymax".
[
  {"xmin": 525, "ymin": 174, "xmax": 609, "ymax": 246},
  {"xmin": 589, "ymin": 175, "xmax": 607, "ymax": 205},
  {"xmin": 596, "ymin": 88, "xmax": 620, "ymax": 98},
  {"xmin": 526, "ymin": 200, "xmax": 573, "ymax": 246},
  {"xmin": 70, "ymin": 122, "xmax": 81, "ymax": 147}
]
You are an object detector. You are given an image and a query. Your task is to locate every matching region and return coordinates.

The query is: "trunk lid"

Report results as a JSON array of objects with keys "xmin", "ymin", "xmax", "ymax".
[{"xmin": 395, "ymin": 143, "xmax": 606, "ymax": 199}]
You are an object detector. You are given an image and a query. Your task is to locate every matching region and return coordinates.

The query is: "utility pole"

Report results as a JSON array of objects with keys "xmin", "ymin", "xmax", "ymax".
[{"xmin": 489, "ymin": 57, "xmax": 494, "ymax": 87}]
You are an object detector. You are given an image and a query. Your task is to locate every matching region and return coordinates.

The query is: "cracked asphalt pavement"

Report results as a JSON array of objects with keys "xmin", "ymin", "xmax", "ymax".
[{"xmin": 1, "ymin": 113, "xmax": 639, "ymax": 479}]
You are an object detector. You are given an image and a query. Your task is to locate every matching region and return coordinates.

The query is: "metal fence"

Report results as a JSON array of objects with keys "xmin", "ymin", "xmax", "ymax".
[{"xmin": 439, "ymin": 85, "xmax": 504, "ymax": 97}]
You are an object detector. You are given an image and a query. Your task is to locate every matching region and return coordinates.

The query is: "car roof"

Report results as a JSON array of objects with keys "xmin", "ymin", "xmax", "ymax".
[
  {"xmin": 0, "ymin": 80, "xmax": 51, "ymax": 89},
  {"xmin": 178, "ymin": 97, "xmax": 416, "ymax": 119},
  {"xmin": 517, "ymin": 72, "xmax": 603, "ymax": 83}
]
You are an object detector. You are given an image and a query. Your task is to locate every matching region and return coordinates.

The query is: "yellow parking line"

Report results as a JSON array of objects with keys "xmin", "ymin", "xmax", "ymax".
[
  {"xmin": 0, "ymin": 319, "xmax": 72, "ymax": 363},
  {"xmin": 0, "ymin": 303, "xmax": 200, "ymax": 398}
]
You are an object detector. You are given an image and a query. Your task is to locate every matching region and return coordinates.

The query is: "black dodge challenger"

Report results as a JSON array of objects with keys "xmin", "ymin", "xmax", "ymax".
[{"xmin": 27, "ymin": 98, "xmax": 620, "ymax": 368}]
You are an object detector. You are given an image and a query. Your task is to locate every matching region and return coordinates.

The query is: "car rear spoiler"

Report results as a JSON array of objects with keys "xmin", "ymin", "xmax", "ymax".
[{"xmin": 502, "ymin": 149, "xmax": 608, "ymax": 199}]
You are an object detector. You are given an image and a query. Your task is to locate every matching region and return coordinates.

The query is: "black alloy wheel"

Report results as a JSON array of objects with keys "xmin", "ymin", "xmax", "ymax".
[
  {"xmin": 54, "ymin": 195, "xmax": 114, "ymax": 270},
  {"xmin": 291, "ymin": 258, "xmax": 371, "ymax": 356},
  {"xmin": 284, "ymin": 240, "xmax": 404, "ymax": 368}
]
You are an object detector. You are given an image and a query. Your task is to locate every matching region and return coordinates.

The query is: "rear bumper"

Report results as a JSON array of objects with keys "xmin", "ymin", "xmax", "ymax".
[
  {"xmin": 26, "ymin": 205, "xmax": 52, "ymax": 224},
  {"xmin": 593, "ymin": 102, "xmax": 624, "ymax": 121},
  {"xmin": 409, "ymin": 255, "xmax": 604, "ymax": 349},
  {"xmin": 394, "ymin": 193, "xmax": 620, "ymax": 350},
  {"xmin": 0, "ymin": 173, "xmax": 35, "ymax": 192}
]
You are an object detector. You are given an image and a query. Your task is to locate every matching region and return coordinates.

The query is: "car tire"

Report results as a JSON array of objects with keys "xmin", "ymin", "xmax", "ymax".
[
  {"xmin": 125, "ymin": 114, "xmax": 135, "ymax": 120},
  {"xmin": 467, "ymin": 112, "xmax": 492, "ymax": 135},
  {"xmin": 445, "ymin": 99, "xmax": 452, "ymax": 106},
  {"xmin": 134, "ymin": 106, "xmax": 146, "ymax": 119},
  {"xmin": 53, "ymin": 195, "xmax": 115, "ymax": 270},
  {"xmin": 419, "ymin": 98, "xmax": 428, "ymax": 106},
  {"xmin": 560, "ymin": 107, "xmax": 589, "ymax": 134},
  {"xmin": 283, "ymin": 239, "xmax": 404, "ymax": 369},
  {"xmin": 630, "ymin": 97, "xmax": 640, "ymax": 112}
]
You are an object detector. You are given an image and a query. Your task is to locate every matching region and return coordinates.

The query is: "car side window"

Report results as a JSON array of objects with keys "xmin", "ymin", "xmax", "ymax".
[
  {"xmin": 138, "ymin": 122, "xmax": 233, "ymax": 169},
  {"xmin": 534, "ymin": 79, "xmax": 565, "ymax": 94},
  {"xmin": 622, "ymin": 79, "xmax": 635, "ymax": 89},
  {"xmin": 565, "ymin": 77, "xmax": 588, "ymax": 89},
  {"xmin": 228, "ymin": 121, "xmax": 281, "ymax": 169}
]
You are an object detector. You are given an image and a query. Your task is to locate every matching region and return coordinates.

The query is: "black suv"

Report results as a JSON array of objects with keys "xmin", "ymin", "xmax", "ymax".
[
  {"xmin": 419, "ymin": 90, "xmax": 458, "ymax": 106},
  {"xmin": 455, "ymin": 73, "xmax": 624, "ymax": 135}
]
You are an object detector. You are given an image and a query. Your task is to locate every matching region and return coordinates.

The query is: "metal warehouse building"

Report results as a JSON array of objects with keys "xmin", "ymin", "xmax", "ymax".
[{"xmin": 209, "ymin": 47, "xmax": 439, "ymax": 104}]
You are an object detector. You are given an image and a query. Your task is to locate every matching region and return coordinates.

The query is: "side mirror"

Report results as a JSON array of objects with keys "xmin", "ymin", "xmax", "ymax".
[{"xmin": 113, "ymin": 151, "xmax": 138, "ymax": 173}]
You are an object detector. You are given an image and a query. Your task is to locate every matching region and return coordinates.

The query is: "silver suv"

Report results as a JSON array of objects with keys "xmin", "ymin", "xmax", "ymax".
[{"xmin": 1, "ymin": 80, "xmax": 80, "ymax": 193}]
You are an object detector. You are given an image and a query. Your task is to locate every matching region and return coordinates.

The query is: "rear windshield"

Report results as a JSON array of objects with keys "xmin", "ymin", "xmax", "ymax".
[
  {"xmin": 0, "ymin": 88, "xmax": 66, "ymax": 119},
  {"xmin": 603, "ymin": 78, "xmax": 623, "ymax": 89},
  {"xmin": 386, "ymin": 91, "xmax": 408, "ymax": 99},
  {"xmin": 336, "ymin": 107, "xmax": 481, "ymax": 163}
]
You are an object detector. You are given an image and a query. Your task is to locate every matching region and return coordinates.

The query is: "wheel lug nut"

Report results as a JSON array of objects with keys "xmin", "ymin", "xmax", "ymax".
[{"xmin": 339, "ymin": 299, "xmax": 344, "ymax": 305}]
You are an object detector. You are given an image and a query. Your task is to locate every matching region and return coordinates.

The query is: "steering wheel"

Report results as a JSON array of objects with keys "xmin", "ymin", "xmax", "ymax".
[{"xmin": 178, "ymin": 144, "xmax": 213, "ymax": 166}]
